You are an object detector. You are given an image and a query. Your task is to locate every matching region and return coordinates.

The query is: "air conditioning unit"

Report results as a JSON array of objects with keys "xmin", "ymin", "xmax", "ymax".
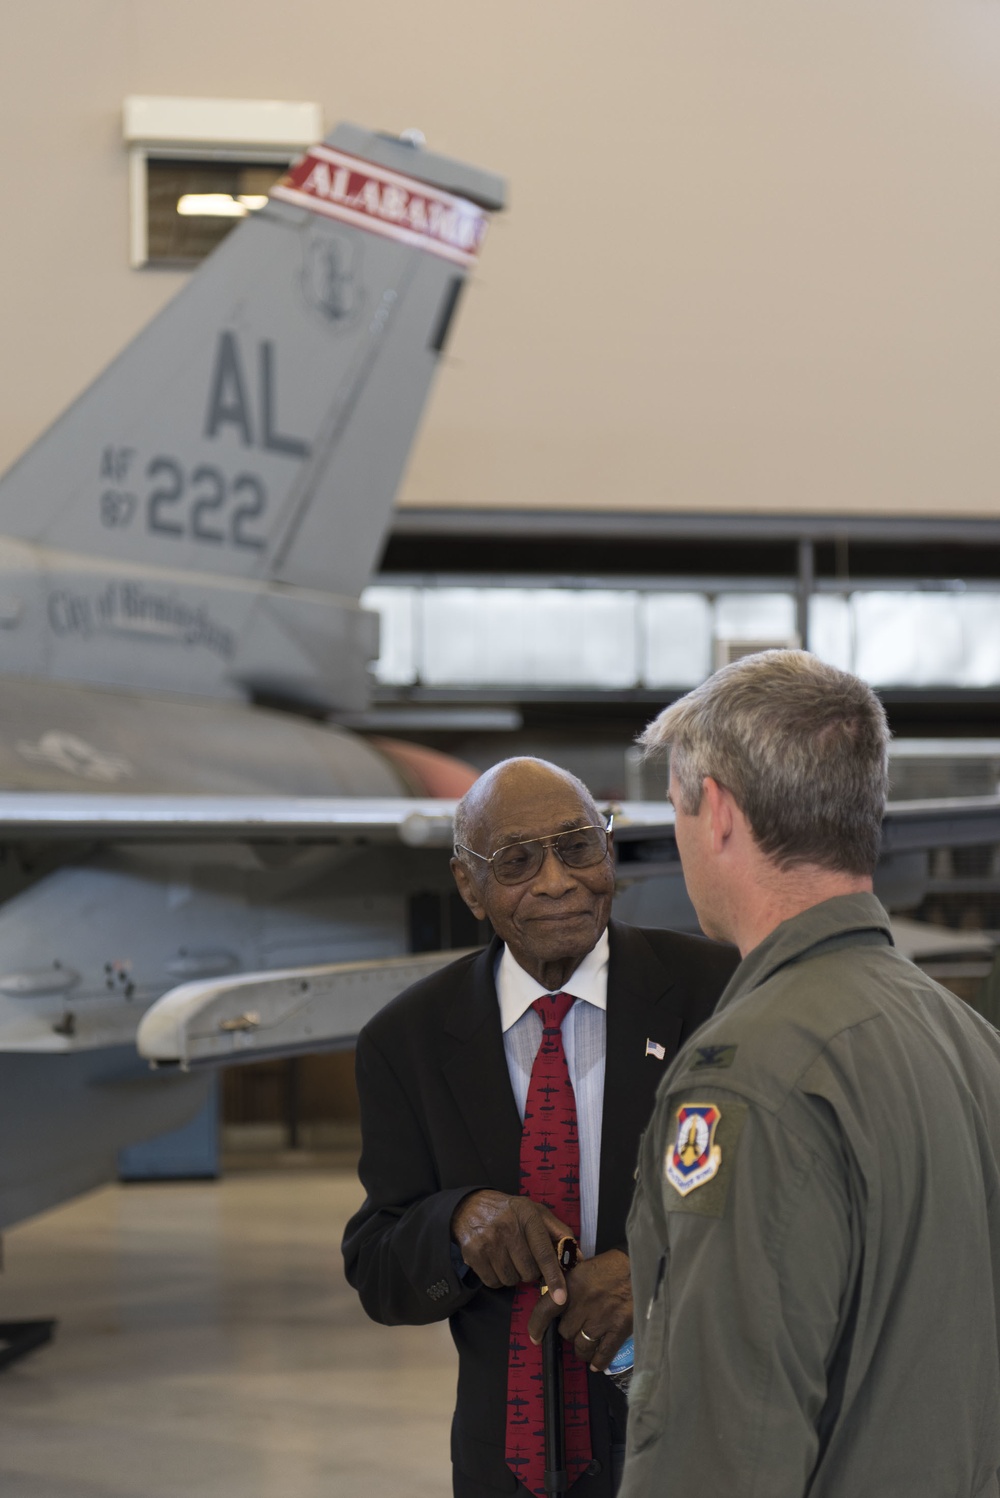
[{"xmin": 713, "ymin": 637, "xmax": 800, "ymax": 670}]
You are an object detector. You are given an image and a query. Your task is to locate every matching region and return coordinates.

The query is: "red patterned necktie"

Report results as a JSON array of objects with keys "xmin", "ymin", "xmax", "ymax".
[{"xmin": 505, "ymin": 992, "xmax": 592, "ymax": 1495}]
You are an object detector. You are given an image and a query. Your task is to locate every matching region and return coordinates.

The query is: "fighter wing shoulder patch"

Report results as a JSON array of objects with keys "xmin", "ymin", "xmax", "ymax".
[
  {"xmin": 663, "ymin": 1098, "xmax": 748, "ymax": 1218},
  {"xmin": 666, "ymin": 1103, "xmax": 722, "ymax": 1196}
]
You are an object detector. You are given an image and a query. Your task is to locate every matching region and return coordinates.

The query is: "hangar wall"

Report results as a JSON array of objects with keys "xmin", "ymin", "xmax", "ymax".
[{"xmin": 1, "ymin": 0, "xmax": 999, "ymax": 522}]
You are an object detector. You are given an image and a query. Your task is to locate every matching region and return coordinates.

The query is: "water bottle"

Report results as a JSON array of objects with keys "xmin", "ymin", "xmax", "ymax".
[{"xmin": 603, "ymin": 1335, "xmax": 634, "ymax": 1393}]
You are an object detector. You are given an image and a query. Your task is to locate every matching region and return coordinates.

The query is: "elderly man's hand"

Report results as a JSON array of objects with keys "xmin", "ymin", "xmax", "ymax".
[
  {"xmin": 450, "ymin": 1190, "xmax": 575, "ymax": 1302},
  {"xmin": 526, "ymin": 1247, "xmax": 632, "ymax": 1372}
]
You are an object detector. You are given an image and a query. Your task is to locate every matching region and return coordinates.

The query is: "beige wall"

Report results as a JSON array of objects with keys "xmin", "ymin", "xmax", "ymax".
[{"xmin": 2, "ymin": 0, "xmax": 999, "ymax": 520}]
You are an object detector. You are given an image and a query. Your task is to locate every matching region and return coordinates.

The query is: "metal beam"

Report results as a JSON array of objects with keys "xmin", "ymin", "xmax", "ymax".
[{"xmin": 390, "ymin": 508, "xmax": 1000, "ymax": 547}]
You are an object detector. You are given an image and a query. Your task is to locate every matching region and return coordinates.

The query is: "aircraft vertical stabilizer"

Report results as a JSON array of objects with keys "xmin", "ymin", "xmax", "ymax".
[{"xmin": 0, "ymin": 126, "xmax": 504, "ymax": 709}]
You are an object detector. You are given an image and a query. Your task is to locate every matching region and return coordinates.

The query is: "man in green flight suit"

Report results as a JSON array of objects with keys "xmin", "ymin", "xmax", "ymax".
[{"xmin": 620, "ymin": 649, "xmax": 1000, "ymax": 1498}]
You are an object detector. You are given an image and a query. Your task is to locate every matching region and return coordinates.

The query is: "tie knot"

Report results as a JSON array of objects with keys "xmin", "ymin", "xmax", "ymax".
[{"xmin": 532, "ymin": 991, "xmax": 576, "ymax": 1030}]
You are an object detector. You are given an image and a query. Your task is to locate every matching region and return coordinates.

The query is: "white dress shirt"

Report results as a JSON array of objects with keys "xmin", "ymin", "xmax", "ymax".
[{"xmin": 496, "ymin": 930, "xmax": 610, "ymax": 1259}]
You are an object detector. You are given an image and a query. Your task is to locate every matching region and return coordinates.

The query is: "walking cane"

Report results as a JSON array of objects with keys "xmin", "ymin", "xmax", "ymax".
[
  {"xmin": 542, "ymin": 1235, "xmax": 578, "ymax": 1496},
  {"xmin": 542, "ymin": 1321, "xmax": 567, "ymax": 1495}
]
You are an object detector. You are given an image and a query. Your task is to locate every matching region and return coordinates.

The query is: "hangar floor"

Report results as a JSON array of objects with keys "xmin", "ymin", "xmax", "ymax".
[{"xmin": 0, "ymin": 1157, "xmax": 456, "ymax": 1497}]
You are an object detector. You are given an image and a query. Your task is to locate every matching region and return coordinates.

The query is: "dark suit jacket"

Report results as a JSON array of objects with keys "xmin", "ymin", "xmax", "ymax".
[{"xmin": 342, "ymin": 920, "xmax": 738, "ymax": 1496}]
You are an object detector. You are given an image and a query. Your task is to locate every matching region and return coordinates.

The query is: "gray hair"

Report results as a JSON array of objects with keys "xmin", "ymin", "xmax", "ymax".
[
  {"xmin": 640, "ymin": 650, "xmax": 890, "ymax": 877},
  {"xmin": 452, "ymin": 757, "xmax": 600, "ymax": 869}
]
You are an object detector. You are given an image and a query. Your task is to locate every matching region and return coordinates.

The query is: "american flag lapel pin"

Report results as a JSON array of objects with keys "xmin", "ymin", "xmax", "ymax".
[{"xmin": 645, "ymin": 1038, "xmax": 666, "ymax": 1061}]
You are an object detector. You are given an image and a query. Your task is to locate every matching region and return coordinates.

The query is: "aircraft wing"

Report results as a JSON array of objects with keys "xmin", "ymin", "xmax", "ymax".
[
  {"xmin": 589, "ymin": 794, "xmax": 1000, "ymax": 900},
  {"xmin": 614, "ymin": 796, "xmax": 1000, "ymax": 848},
  {"xmin": 137, "ymin": 949, "xmax": 478, "ymax": 1068},
  {"xmin": 0, "ymin": 790, "xmax": 999, "ymax": 851},
  {"xmin": 17, "ymin": 789, "xmax": 997, "ymax": 1068},
  {"xmin": 617, "ymin": 796, "xmax": 1000, "ymax": 846},
  {"xmin": 0, "ymin": 793, "xmax": 457, "ymax": 846}
]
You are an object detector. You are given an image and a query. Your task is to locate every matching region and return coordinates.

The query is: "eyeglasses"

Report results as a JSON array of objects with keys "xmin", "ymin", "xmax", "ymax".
[{"xmin": 455, "ymin": 818, "xmax": 613, "ymax": 887}]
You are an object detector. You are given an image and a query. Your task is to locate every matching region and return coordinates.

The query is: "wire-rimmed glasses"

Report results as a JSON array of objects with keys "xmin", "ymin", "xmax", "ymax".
[{"xmin": 455, "ymin": 817, "xmax": 613, "ymax": 886}]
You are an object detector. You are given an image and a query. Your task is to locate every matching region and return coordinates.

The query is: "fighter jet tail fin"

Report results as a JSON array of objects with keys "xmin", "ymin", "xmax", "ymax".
[{"xmin": 0, "ymin": 124, "xmax": 504, "ymax": 600}]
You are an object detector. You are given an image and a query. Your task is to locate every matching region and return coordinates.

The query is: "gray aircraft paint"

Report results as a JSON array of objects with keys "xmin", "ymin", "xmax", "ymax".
[
  {"xmin": 0, "ymin": 125, "xmax": 505, "ymax": 1231},
  {"xmin": 0, "ymin": 676, "xmax": 408, "ymax": 794},
  {"xmin": 0, "ymin": 1048, "xmax": 209, "ymax": 1232}
]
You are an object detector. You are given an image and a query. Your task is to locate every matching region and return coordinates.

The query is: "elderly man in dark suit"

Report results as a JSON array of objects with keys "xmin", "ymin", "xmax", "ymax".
[{"xmin": 342, "ymin": 757, "xmax": 736, "ymax": 1498}]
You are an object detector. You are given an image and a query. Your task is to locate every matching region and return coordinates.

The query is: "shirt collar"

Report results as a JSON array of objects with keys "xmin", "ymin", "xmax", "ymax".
[
  {"xmin": 497, "ymin": 927, "xmax": 610, "ymax": 1033},
  {"xmin": 715, "ymin": 891, "xmax": 894, "ymax": 1015}
]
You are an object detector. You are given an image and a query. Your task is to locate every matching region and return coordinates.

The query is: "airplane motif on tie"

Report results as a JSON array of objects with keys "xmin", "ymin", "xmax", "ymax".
[
  {"xmin": 507, "ymin": 1446, "xmax": 530, "ymax": 1479},
  {"xmin": 507, "ymin": 1391, "xmax": 530, "ymax": 1422},
  {"xmin": 536, "ymin": 1079, "xmax": 559, "ymax": 1110},
  {"xmin": 558, "ymin": 1167, "xmax": 580, "ymax": 1199},
  {"xmin": 533, "ymin": 1134, "xmax": 558, "ymax": 1168}
]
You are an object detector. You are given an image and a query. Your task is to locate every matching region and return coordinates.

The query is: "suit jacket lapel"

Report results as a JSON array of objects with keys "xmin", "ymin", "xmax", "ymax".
[
  {"xmin": 441, "ymin": 938, "xmax": 524, "ymax": 1192},
  {"xmin": 597, "ymin": 920, "xmax": 681, "ymax": 1250}
]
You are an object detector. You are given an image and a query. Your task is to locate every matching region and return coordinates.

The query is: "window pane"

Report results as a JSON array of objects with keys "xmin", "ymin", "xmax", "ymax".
[
  {"xmin": 849, "ymin": 590, "xmax": 1000, "ymax": 688},
  {"xmin": 419, "ymin": 588, "xmax": 639, "ymax": 688},
  {"xmin": 809, "ymin": 594, "xmax": 853, "ymax": 671},
  {"xmin": 641, "ymin": 594, "xmax": 713, "ymax": 687},
  {"xmin": 360, "ymin": 587, "xmax": 417, "ymax": 686}
]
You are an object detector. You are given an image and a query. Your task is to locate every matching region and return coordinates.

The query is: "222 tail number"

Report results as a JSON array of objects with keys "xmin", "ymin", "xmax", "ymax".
[{"xmin": 101, "ymin": 454, "xmax": 267, "ymax": 551}]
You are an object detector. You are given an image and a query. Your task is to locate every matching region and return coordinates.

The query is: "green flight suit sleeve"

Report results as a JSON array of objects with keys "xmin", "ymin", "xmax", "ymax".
[{"xmin": 622, "ymin": 1086, "xmax": 853, "ymax": 1498}]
